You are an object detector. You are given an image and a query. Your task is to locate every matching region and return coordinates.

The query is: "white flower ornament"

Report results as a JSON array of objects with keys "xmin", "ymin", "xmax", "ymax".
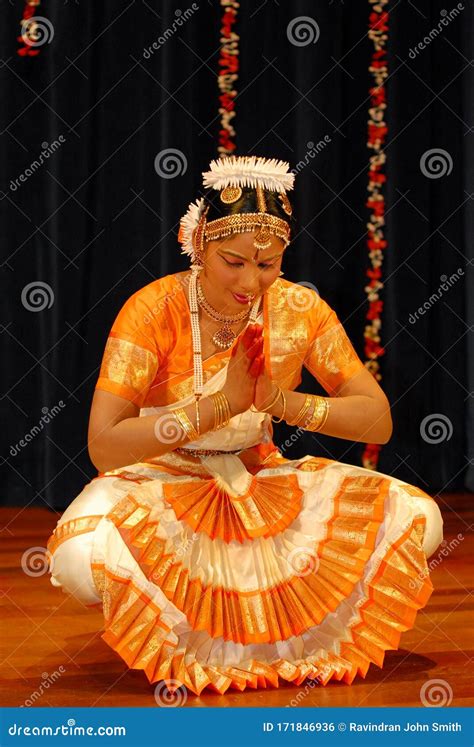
[{"xmin": 178, "ymin": 197, "xmax": 205, "ymax": 259}]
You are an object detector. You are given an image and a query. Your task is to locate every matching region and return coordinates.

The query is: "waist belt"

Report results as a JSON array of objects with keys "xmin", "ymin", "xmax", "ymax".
[{"xmin": 175, "ymin": 447, "xmax": 243, "ymax": 458}]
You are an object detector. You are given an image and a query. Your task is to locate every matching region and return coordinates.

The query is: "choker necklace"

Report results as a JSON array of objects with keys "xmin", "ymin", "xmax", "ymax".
[
  {"xmin": 196, "ymin": 275, "xmax": 257, "ymax": 350},
  {"xmin": 189, "ymin": 270, "xmax": 261, "ymax": 397}
]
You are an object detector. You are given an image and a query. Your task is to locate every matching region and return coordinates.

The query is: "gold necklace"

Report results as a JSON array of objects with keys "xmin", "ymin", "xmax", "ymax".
[{"xmin": 196, "ymin": 277, "xmax": 253, "ymax": 349}]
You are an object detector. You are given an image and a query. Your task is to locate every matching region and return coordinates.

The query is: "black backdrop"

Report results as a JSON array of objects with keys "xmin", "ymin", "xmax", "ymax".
[{"xmin": 1, "ymin": 0, "xmax": 473, "ymax": 510}]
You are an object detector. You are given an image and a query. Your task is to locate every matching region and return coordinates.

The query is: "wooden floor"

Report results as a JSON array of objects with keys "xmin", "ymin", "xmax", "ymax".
[{"xmin": 0, "ymin": 494, "xmax": 472, "ymax": 708}]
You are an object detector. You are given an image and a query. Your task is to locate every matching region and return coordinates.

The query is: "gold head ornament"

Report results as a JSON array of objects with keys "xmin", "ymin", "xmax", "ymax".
[{"xmin": 179, "ymin": 155, "xmax": 295, "ymax": 264}]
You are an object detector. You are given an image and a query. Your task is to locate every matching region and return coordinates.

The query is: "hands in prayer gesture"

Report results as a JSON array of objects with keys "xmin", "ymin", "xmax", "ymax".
[{"xmin": 221, "ymin": 324, "xmax": 279, "ymax": 416}]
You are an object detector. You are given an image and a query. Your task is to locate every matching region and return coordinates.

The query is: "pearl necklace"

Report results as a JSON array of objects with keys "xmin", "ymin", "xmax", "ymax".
[
  {"xmin": 197, "ymin": 276, "xmax": 251, "ymax": 350},
  {"xmin": 189, "ymin": 268, "xmax": 261, "ymax": 399}
]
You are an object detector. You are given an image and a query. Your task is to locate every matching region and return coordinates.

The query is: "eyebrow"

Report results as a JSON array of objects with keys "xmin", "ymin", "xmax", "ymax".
[{"xmin": 218, "ymin": 249, "xmax": 283, "ymax": 262}]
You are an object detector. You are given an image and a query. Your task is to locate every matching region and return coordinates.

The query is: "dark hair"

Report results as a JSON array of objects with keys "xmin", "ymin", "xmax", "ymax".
[{"xmin": 203, "ymin": 186, "xmax": 297, "ymax": 235}]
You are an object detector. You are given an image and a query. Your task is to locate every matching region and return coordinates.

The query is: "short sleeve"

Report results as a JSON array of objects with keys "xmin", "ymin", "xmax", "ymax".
[
  {"xmin": 95, "ymin": 292, "xmax": 160, "ymax": 408},
  {"xmin": 303, "ymin": 296, "xmax": 366, "ymax": 396}
]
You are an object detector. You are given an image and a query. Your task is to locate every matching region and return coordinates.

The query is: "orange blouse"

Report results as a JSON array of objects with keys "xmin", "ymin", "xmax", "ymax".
[{"xmin": 94, "ymin": 273, "xmax": 366, "ymax": 408}]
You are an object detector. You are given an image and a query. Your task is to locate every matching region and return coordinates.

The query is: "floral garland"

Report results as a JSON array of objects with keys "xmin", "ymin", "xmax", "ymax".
[
  {"xmin": 362, "ymin": 0, "xmax": 389, "ymax": 471},
  {"xmin": 217, "ymin": 0, "xmax": 240, "ymax": 156},
  {"xmin": 17, "ymin": 0, "xmax": 42, "ymax": 58}
]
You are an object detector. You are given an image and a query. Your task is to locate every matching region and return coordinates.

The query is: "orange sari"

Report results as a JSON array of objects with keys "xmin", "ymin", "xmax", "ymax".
[{"xmin": 46, "ymin": 273, "xmax": 443, "ymax": 695}]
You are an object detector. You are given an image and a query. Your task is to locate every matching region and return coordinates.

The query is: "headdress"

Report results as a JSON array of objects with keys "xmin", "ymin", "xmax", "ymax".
[{"xmin": 178, "ymin": 156, "xmax": 295, "ymax": 269}]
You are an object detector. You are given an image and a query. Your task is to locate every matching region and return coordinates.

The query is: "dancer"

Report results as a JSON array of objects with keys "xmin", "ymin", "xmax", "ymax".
[{"xmin": 47, "ymin": 155, "xmax": 443, "ymax": 695}]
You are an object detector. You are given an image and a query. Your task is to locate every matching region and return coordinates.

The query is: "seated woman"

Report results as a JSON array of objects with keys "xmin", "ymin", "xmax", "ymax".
[{"xmin": 47, "ymin": 155, "xmax": 443, "ymax": 695}]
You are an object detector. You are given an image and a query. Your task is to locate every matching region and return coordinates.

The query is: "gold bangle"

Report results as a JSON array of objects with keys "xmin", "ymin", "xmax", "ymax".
[
  {"xmin": 318, "ymin": 399, "xmax": 330, "ymax": 431},
  {"xmin": 210, "ymin": 393, "xmax": 221, "ymax": 430},
  {"xmin": 302, "ymin": 395, "xmax": 317, "ymax": 427},
  {"xmin": 172, "ymin": 408, "xmax": 199, "ymax": 442},
  {"xmin": 195, "ymin": 398, "xmax": 201, "ymax": 436},
  {"xmin": 210, "ymin": 391, "xmax": 231, "ymax": 430},
  {"xmin": 177, "ymin": 408, "xmax": 200, "ymax": 441},
  {"xmin": 260, "ymin": 385, "xmax": 282, "ymax": 413},
  {"xmin": 272, "ymin": 389, "xmax": 287, "ymax": 423},
  {"xmin": 219, "ymin": 392, "xmax": 231, "ymax": 428},
  {"xmin": 306, "ymin": 397, "xmax": 330, "ymax": 432},
  {"xmin": 288, "ymin": 393, "xmax": 312, "ymax": 427}
]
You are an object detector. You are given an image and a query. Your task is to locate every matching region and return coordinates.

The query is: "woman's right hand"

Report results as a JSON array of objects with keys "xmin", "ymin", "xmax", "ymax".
[{"xmin": 221, "ymin": 324, "xmax": 264, "ymax": 415}]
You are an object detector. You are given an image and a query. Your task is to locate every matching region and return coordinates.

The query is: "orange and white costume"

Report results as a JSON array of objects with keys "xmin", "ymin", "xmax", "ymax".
[{"xmin": 46, "ymin": 273, "xmax": 443, "ymax": 695}]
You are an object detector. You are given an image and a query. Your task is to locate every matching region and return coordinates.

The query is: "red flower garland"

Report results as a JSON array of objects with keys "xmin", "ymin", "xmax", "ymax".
[
  {"xmin": 362, "ymin": 0, "xmax": 389, "ymax": 470},
  {"xmin": 217, "ymin": 1, "xmax": 240, "ymax": 155},
  {"xmin": 17, "ymin": 0, "xmax": 42, "ymax": 57}
]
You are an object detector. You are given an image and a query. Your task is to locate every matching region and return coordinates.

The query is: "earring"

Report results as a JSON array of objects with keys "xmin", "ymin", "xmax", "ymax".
[{"xmin": 193, "ymin": 208, "xmax": 209, "ymax": 268}]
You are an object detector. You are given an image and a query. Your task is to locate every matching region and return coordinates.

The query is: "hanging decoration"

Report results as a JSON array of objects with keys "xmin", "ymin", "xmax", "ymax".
[
  {"xmin": 217, "ymin": 0, "xmax": 240, "ymax": 156},
  {"xmin": 17, "ymin": 0, "xmax": 43, "ymax": 58},
  {"xmin": 362, "ymin": 0, "xmax": 389, "ymax": 471}
]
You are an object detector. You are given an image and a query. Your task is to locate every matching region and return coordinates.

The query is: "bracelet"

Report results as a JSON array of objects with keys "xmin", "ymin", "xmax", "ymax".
[
  {"xmin": 209, "ymin": 391, "xmax": 231, "ymax": 430},
  {"xmin": 288, "ymin": 393, "xmax": 312, "ymax": 427},
  {"xmin": 305, "ymin": 396, "xmax": 330, "ymax": 433},
  {"xmin": 172, "ymin": 408, "xmax": 199, "ymax": 442},
  {"xmin": 259, "ymin": 385, "xmax": 282, "ymax": 413},
  {"xmin": 194, "ymin": 398, "xmax": 201, "ymax": 437},
  {"xmin": 302, "ymin": 394, "xmax": 317, "ymax": 427},
  {"xmin": 271, "ymin": 389, "xmax": 287, "ymax": 423}
]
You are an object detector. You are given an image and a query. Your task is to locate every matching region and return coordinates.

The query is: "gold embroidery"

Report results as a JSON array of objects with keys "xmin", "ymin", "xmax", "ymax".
[
  {"xmin": 97, "ymin": 336, "xmax": 158, "ymax": 404},
  {"xmin": 102, "ymin": 474, "xmax": 393, "ymax": 645},
  {"xmin": 96, "ymin": 518, "xmax": 434, "ymax": 693},
  {"xmin": 265, "ymin": 279, "xmax": 311, "ymax": 390},
  {"xmin": 400, "ymin": 484, "xmax": 435, "ymax": 502},
  {"xmin": 165, "ymin": 357, "xmax": 228, "ymax": 404},
  {"xmin": 162, "ymin": 473, "xmax": 303, "ymax": 543},
  {"xmin": 304, "ymin": 323, "xmax": 365, "ymax": 394},
  {"xmin": 47, "ymin": 515, "xmax": 102, "ymax": 556}
]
